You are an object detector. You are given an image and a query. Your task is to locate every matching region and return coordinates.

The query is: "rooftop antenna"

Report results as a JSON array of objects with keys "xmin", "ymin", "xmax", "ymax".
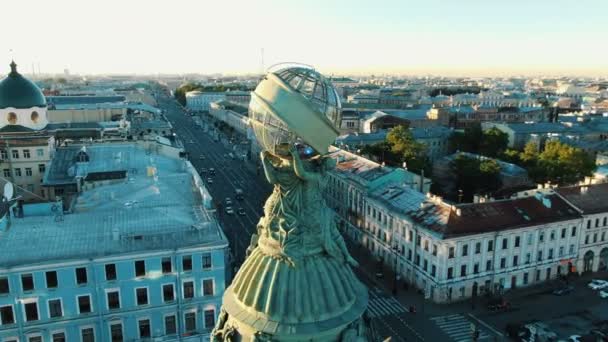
[{"xmin": 260, "ymin": 47, "xmax": 265, "ymax": 74}]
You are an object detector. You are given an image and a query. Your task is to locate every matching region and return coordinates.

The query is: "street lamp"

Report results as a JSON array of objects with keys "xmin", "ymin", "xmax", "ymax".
[{"xmin": 392, "ymin": 244, "xmax": 399, "ymax": 295}]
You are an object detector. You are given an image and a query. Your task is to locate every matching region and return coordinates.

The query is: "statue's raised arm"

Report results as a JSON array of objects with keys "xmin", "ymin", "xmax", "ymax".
[{"xmin": 289, "ymin": 146, "xmax": 320, "ymax": 182}]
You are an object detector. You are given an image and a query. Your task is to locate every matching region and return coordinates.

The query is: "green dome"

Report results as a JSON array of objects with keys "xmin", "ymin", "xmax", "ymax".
[{"xmin": 0, "ymin": 61, "xmax": 47, "ymax": 109}]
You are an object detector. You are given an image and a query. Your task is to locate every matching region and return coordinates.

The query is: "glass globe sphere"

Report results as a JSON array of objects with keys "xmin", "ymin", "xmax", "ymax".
[{"xmin": 248, "ymin": 64, "xmax": 342, "ymax": 158}]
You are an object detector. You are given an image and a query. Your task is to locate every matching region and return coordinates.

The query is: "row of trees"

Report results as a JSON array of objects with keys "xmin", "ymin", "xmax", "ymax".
[{"xmin": 502, "ymin": 140, "xmax": 596, "ymax": 185}]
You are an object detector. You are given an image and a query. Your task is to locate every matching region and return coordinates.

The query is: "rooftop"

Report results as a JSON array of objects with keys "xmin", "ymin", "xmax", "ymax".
[
  {"xmin": 47, "ymin": 95, "xmax": 126, "ymax": 105},
  {"xmin": 413, "ymin": 194, "xmax": 580, "ymax": 238},
  {"xmin": 555, "ymin": 183, "xmax": 608, "ymax": 215},
  {"xmin": 327, "ymin": 146, "xmax": 393, "ymax": 184},
  {"xmin": 1, "ymin": 143, "xmax": 224, "ymax": 268}
]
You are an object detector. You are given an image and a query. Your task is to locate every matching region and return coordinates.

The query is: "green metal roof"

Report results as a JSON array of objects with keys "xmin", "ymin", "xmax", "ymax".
[{"xmin": 0, "ymin": 61, "xmax": 47, "ymax": 109}]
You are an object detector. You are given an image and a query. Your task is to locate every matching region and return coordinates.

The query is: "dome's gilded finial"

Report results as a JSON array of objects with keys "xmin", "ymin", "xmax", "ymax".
[{"xmin": 9, "ymin": 60, "xmax": 18, "ymax": 75}]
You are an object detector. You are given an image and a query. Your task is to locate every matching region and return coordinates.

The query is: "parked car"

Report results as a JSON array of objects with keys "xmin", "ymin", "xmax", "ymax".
[
  {"xmin": 588, "ymin": 279, "xmax": 608, "ymax": 290},
  {"xmin": 237, "ymin": 207, "xmax": 246, "ymax": 216},
  {"xmin": 225, "ymin": 206, "xmax": 234, "ymax": 215},
  {"xmin": 600, "ymin": 291, "xmax": 608, "ymax": 299},
  {"xmin": 552, "ymin": 285, "xmax": 575, "ymax": 296},
  {"xmin": 487, "ymin": 297, "xmax": 511, "ymax": 312},
  {"xmin": 200, "ymin": 168, "xmax": 207, "ymax": 174},
  {"xmin": 199, "ymin": 154, "xmax": 205, "ymax": 160}
]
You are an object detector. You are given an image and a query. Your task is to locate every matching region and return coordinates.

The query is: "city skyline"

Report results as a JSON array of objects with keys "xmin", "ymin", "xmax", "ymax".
[{"xmin": 5, "ymin": 0, "xmax": 608, "ymax": 77}]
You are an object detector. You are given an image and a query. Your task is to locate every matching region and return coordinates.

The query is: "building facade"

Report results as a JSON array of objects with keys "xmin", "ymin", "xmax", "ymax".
[{"xmin": 0, "ymin": 143, "xmax": 228, "ymax": 341}]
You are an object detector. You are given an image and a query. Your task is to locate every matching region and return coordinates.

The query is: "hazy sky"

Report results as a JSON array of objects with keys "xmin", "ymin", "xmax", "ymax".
[{"xmin": 4, "ymin": 0, "xmax": 608, "ymax": 76}]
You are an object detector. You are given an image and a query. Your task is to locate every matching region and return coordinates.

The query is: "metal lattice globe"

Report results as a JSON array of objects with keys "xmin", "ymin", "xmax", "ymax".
[{"xmin": 248, "ymin": 64, "xmax": 341, "ymax": 157}]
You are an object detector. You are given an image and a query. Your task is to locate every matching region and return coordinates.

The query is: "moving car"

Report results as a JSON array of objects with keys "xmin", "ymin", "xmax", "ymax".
[
  {"xmin": 552, "ymin": 285, "xmax": 574, "ymax": 296},
  {"xmin": 487, "ymin": 297, "xmax": 511, "ymax": 312},
  {"xmin": 235, "ymin": 188, "xmax": 244, "ymax": 200},
  {"xmin": 199, "ymin": 154, "xmax": 205, "ymax": 160},
  {"xmin": 200, "ymin": 168, "xmax": 207, "ymax": 174},
  {"xmin": 209, "ymin": 168, "xmax": 216, "ymax": 175},
  {"xmin": 237, "ymin": 207, "xmax": 246, "ymax": 216},
  {"xmin": 207, "ymin": 178, "xmax": 213, "ymax": 184},
  {"xmin": 600, "ymin": 291, "xmax": 608, "ymax": 299},
  {"xmin": 225, "ymin": 206, "xmax": 234, "ymax": 215},
  {"xmin": 225, "ymin": 198, "xmax": 232, "ymax": 206},
  {"xmin": 588, "ymin": 279, "xmax": 608, "ymax": 290}
]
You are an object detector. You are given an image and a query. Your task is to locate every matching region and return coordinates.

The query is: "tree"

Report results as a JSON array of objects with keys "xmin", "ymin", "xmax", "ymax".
[
  {"xmin": 386, "ymin": 125, "xmax": 430, "ymax": 174},
  {"xmin": 450, "ymin": 123, "xmax": 483, "ymax": 154},
  {"xmin": 520, "ymin": 141, "xmax": 539, "ymax": 165},
  {"xmin": 479, "ymin": 128, "xmax": 509, "ymax": 157},
  {"xmin": 536, "ymin": 141, "xmax": 596, "ymax": 185},
  {"xmin": 501, "ymin": 149, "xmax": 521, "ymax": 164},
  {"xmin": 450, "ymin": 154, "xmax": 502, "ymax": 202}
]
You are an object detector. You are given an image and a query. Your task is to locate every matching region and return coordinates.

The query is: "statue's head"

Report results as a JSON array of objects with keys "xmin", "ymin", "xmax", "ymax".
[{"xmin": 248, "ymin": 63, "xmax": 342, "ymax": 159}]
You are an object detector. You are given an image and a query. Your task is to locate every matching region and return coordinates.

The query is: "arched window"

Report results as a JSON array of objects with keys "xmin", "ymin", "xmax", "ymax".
[
  {"xmin": 7, "ymin": 112, "xmax": 17, "ymax": 124},
  {"xmin": 31, "ymin": 111, "xmax": 39, "ymax": 123}
]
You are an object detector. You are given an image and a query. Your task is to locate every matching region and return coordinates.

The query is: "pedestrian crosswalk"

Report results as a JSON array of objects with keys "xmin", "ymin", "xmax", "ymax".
[
  {"xmin": 367, "ymin": 294, "xmax": 409, "ymax": 318},
  {"xmin": 430, "ymin": 314, "xmax": 491, "ymax": 341}
]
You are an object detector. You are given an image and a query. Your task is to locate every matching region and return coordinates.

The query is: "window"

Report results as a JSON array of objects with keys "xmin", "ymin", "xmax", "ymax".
[
  {"xmin": 432, "ymin": 244, "xmax": 437, "ymax": 256},
  {"xmin": 502, "ymin": 238, "xmax": 508, "ymax": 249},
  {"xmin": 539, "ymin": 231, "xmax": 544, "ymax": 242},
  {"xmin": 473, "ymin": 263, "xmax": 479, "ymax": 274},
  {"xmin": 585, "ymin": 234, "xmax": 590, "ymax": 244},
  {"xmin": 460, "ymin": 265, "xmax": 467, "ymax": 277},
  {"xmin": 52, "ymin": 332, "xmax": 66, "ymax": 342},
  {"xmin": 185, "ymin": 312, "xmax": 196, "ymax": 332},
  {"xmin": 561, "ymin": 228, "xmax": 566, "ymax": 239},
  {"xmin": 24, "ymin": 301, "xmax": 38, "ymax": 321},
  {"xmin": 76, "ymin": 267, "xmax": 88, "ymax": 285},
  {"xmin": 424, "ymin": 240, "xmax": 429, "ymax": 251},
  {"xmin": 182, "ymin": 255, "xmax": 192, "ymax": 271},
  {"xmin": 27, "ymin": 336, "xmax": 41, "ymax": 342},
  {"xmin": 594, "ymin": 233, "xmax": 598, "ymax": 243},
  {"xmin": 448, "ymin": 247, "xmax": 454, "ymax": 258},
  {"xmin": 36, "ymin": 149, "xmax": 44, "ymax": 157},
  {"xmin": 526, "ymin": 253, "xmax": 531, "ymax": 264},
  {"xmin": 135, "ymin": 260, "xmax": 146, "ymax": 277},
  {"xmin": 514, "ymin": 236, "xmax": 520, "ymax": 247},
  {"xmin": 78, "ymin": 295, "xmax": 92, "ymax": 314},
  {"xmin": 431, "ymin": 265, "xmax": 436, "ymax": 277},
  {"xmin": 0, "ymin": 150, "xmax": 7, "ymax": 160},
  {"xmin": 486, "ymin": 260, "xmax": 492, "ymax": 271},
  {"xmin": 183, "ymin": 281, "xmax": 194, "ymax": 299},
  {"xmin": 48, "ymin": 299, "xmax": 63, "ymax": 318},
  {"xmin": 81, "ymin": 327, "xmax": 95, "ymax": 342},
  {"xmin": 204, "ymin": 309, "xmax": 216, "ymax": 328},
  {"xmin": 527, "ymin": 233, "xmax": 533, "ymax": 245},
  {"xmin": 569, "ymin": 244, "xmax": 575, "ymax": 254},
  {"xmin": 513, "ymin": 255, "xmax": 518, "ymax": 267},
  {"xmin": 25, "ymin": 168, "xmax": 32, "ymax": 176},
  {"xmin": 38, "ymin": 164, "xmax": 45, "ymax": 173},
  {"xmin": 523, "ymin": 272, "xmax": 529, "ymax": 285},
  {"xmin": 202, "ymin": 253, "xmax": 212, "ymax": 269},
  {"xmin": 462, "ymin": 244, "xmax": 468, "ymax": 257},
  {"xmin": 487, "ymin": 240, "xmax": 493, "ymax": 252},
  {"xmin": 22, "ymin": 274, "xmax": 34, "ymax": 291},
  {"xmin": 163, "ymin": 284, "xmax": 175, "ymax": 302},
  {"xmin": 0, "ymin": 305, "xmax": 14, "ymax": 325},
  {"xmin": 596, "ymin": 218, "xmax": 600, "ymax": 228},
  {"xmin": 572, "ymin": 226, "xmax": 577, "ymax": 237},
  {"xmin": 587, "ymin": 220, "xmax": 591, "ymax": 229},
  {"xmin": 107, "ymin": 290, "xmax": 120, "ymax": 310},
  {"xmin": 138, "ymin": 319, "xmax": 151, "ymax": 338},
  {"xmin": 203, "ymin": 279, "xmax": 214, "ymax": 296},
  {"xmin": 500, "ymin": 258, "xmax": 506, "ymax": 269},
  {"xmin": 14, "ymin": 168, "xmax": 21, "ymax": 177},
  {"xmin": 475, "ymin": 242, "xmax": 481, "ymax": 254},
  {"xmin": 550, "ymin": 230, "xmax": 555, "ymax": 240},
  {"xmin": 2, "ymin": 169, "xmax": 9, "ymax": 178},
  {"xmin": 548, "ymin": 248, "xmax": 554, "ymax": 259},
  {"xmin": 165, "ymin": 315, "xmax": 177, "ymax": 335},
  {"xmin": 136, "ymin": 288, "xmax": 149, "ymax": 306},
  {"xmin": 423, "ymin": 259, "xmax": 428, "ymax": 272},
  {"xmin": 23, "ymin": 150, "xmax": 30, "ymax": 159},
  {"xmin": 537, "ymin": 250, "xmax": 543, "ymax": 262},
  {"xmin": 0, "ymin": 277, "xmax": 8, "ymax": 294},
  {"xmin": 110, "ymin": 323, "xmax": 123, "ymax": 342},
  {"xmin": 447, "ymin": 267, "xmax": 453, "ymax": 279},
  {"xmin": 162, "ymin": 257, "xmax": 172, "ymax": 274},
  {"xmin": 414, "ymin": 254, "xmax": 420, "ymax": 266},
  {"xmin": 559, "ymin": 246, "xmax": 564, "ymax": 257},
  {"xmin": 105, "ymin": 264, "xmax": 117, "ymax": 281},
  {"xmin": 11, "ymin": 150, "xmax": 19, "ymax": 159}
]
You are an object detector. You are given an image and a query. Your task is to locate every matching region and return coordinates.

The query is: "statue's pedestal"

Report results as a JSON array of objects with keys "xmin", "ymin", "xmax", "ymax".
[{"xmin": 219, "ymin": 247, "xmax": 368, "ymax": 341}]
